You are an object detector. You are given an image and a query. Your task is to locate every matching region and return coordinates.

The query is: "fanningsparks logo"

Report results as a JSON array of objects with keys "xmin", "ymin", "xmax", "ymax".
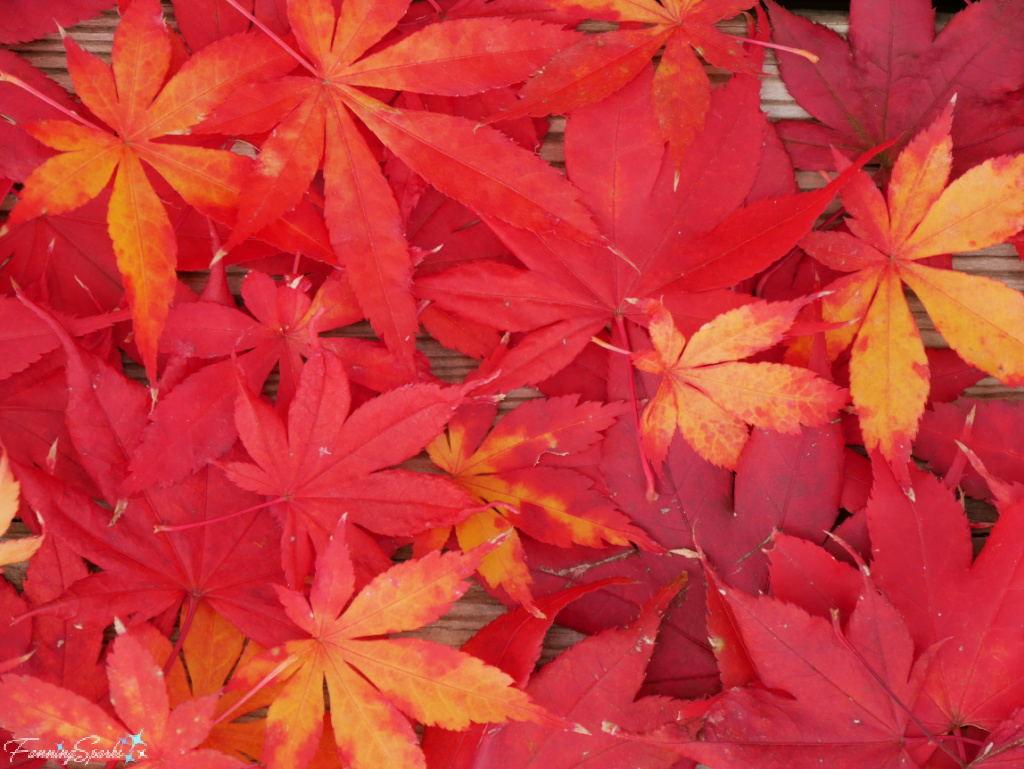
[{"xmin": 5, "ymin": 730, "xmax": 147, "ymax": 765}]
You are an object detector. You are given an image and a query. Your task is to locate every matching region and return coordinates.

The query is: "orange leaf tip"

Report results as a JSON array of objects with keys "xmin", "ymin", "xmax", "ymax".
[{"xmin": 210, "ymin": 248, "xmax": 228, "ymax": 267}]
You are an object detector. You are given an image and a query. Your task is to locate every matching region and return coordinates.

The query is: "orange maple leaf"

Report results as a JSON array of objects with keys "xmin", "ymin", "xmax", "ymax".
[
  {"xmin": 230, "ymin": 519, "xmax": 557, "ymax": 769},
  {"xmin": 424, "ymin": 397, "xmax": 660, "ymax": 612},
  {"xmin": 634, "ymin": 297, "xmax": 848, "ymax": 470},
  {"xmin": 0, "ymin": 0, "xmax": 292, "ymax": 379},
  {"xmin": 798, "ymin": 99, "xmax": 1024, "ymax": 485}
]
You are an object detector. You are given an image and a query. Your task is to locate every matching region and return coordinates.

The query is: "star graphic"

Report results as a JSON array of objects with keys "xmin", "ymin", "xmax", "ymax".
[
  {"xmin": 121, "ymin": 730, "xmax": 146, "ymax": 763},
  {"xmin": 55, "ymin": 742, "xmax": 64, "ymax": 751}
]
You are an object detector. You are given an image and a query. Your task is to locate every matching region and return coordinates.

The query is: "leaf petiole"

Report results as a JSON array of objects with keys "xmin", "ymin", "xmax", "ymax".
[
  {"xmin": 720, "ymin": 33, "xmax": 819, "ymax": 63},
  {"xmin": 220, "ymin": 0, "xmax": 318, "ymax": 76},
  {"xmin": 613, "ymin": 316, "xmax": 658, "ymax": 502},
  {"xmin": 154, "ymin": 496, "xmax": 287, "ymax": 533}
]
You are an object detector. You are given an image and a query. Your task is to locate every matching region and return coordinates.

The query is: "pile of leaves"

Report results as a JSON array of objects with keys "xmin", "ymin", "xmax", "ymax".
[{"xmin": 2, "ymin": 0, "xmax": 1024, "ymax": 766}]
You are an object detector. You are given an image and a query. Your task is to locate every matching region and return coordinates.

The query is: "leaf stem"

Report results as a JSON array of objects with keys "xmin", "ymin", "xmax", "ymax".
[
  {"xmin": 613, "ymin": 316, "xmax": 658, "ymax": 502},
  {"xmin": 721, "ymin": 34, "xmax": 819, "ymax": 63},
  {"xmin": 590, "ymin": 335, "xmax": 632, "ymax": 356},
  {"xmin": 220, "ymin": 0, "xmax": 318, "ymax": 76},
  {"xmin": 212, "ymin": 653, "xmax": 299, "ymax": 727},
  {"xmin": 154, "ymin": 496, "xmax": 286, "ymax": 533},
  {"xmin": 164, "ymin": 596, "xmax": 198, "ymax": 676},
  {"xmin": 462, "ymin": 501, "xmax": 523, "ymax": 518}
]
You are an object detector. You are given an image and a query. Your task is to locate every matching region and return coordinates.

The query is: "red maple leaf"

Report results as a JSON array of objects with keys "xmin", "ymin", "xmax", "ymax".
[
  {"xmin": 10, "ymin": 311, "xmax": 292, "ymax": 650},
  {"xmin": 418, "ymin": 64, "xmax": 883, "ymax": 396},
  {"xmin": 869, "ymin": 455, "xmax": 1024, "ymax": 733},
  {"xmin": 222, "ymin": 348, "xmax": 478, "ymax": 588},
  {"xmin": 769, "ymin": 0, "xmax": 1024, "ymax": 174},
  {"xmin": 507, "ymin": 329, "xmax": 846, "ymax": 701},
  {"xmin": 122, "ymin": 269, "xmax": 384, "ymax": 494},
  {"xmin": 645, "ymin": 558, "xmax": 936, "ymax": 768}
]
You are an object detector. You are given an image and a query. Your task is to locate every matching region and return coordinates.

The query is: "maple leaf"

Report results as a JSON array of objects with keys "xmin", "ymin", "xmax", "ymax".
[
  {"xmin": 769, "ymin": 0, "xmax": 1024, "ymax": 174},
  {"xmin": 16, "ymin": 451, "xmax": 295, "ymax": 650},
  {"xmin": 223, "ymin": 348, "xmax": 478, "ymax": 588},
  {"xmin": 418, "ymin": 64, "xmax": 885, "ymax": 396},
  {"xmin": 0, "ymin": 0, "xmax": 296, "ymax": 378},
  {"xmin": 0, "ymin": 631, "xmax": 248, "ymax": 768},
  {"xmin": 123, "ymin": 269, "xmax": 374, "ymax": 494},
  {"xmin": 424, "ymin": 396, "xmax": 658, "ymax": 609},
  {"xmin": 649, "ymin": 559, "xmax": 936, "ymax": 768},
  {"xmin": 8, "ymin": 324, "xmax": 292, "ymax": 648},
  {"xmin": 799, "ymin": 101, "xmax": 1024, "ymax": 484},
  {"xmin": 230, "ymin": 519, "xmax": 557, "ymax": 769},
  {"xmin": 869, "ymin": 455, "xmax": 1024, "ymax": 733},
  {"xmin": 487, "ymin": 0, "xmax": 766, "ymax": 166},
  {"xmin": 199, "ymin": 0, "xmax": 592, "ymax": 375},
  {"xmin": 633, "ymin": 297, "xmax": 847, "ymax": 470},
  {"xmin": 474, "ymin": 578, "xmax": 701, "ymax": 769}
]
